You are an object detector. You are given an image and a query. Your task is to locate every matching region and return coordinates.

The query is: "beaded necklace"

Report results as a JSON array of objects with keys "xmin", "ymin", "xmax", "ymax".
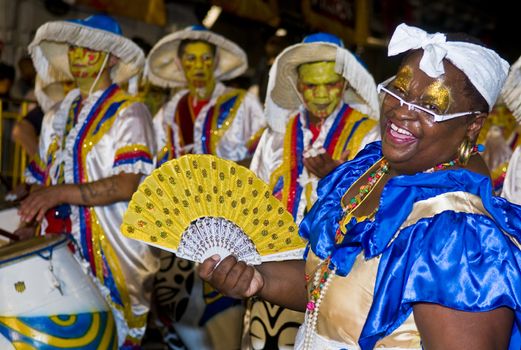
[
  {"xmin": 424, "ymin": 144, "xmax": 484, "ymax": 173},
  {"xmin": 302, "ymin": 146, "xmax": 483, "ymax": 349},
  {"xmin": 303, "ymin": 159, "xmax": 389, "ymax": 350}
]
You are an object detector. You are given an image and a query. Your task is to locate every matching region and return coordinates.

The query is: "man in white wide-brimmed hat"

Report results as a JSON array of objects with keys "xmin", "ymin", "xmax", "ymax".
[
  {"xmin": 147, "ymin": 25, "xmax": 266, "ymax": 165},
  {"xmin": 245, "ymin": 32, "xmax": 380, "ymax": 349},
  {"xmin": 145, "ymin": 25, "xmax": 265, "ymax": 350},
  {"xmin": 501, "ymin": 54, "xmax": 521, "ymax": 204},
  {"xmin": 19, "ymin": 14, "xmax": 159, "ymax": 348}
]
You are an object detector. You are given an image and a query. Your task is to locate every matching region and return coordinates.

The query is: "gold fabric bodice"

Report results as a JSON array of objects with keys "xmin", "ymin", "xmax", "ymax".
[{"xmin": 305, "ymin": 250, "xmax": 421, "ymax": 348}]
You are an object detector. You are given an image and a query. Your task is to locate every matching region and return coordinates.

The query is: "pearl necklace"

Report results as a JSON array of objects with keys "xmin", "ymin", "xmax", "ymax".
[{"xmin": 303, "ymin": 257, "xmax": 336, "ymax": 350}]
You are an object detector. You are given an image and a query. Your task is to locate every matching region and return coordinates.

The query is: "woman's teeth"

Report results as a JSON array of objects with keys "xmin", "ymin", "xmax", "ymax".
[{"xmin": 390, "ymin": 122, "xmax": 412, "ymax": 136}]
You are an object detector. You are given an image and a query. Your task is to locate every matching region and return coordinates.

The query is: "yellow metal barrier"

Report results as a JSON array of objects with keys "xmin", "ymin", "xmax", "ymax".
[
  {"xmin": 1, "ymin": 99, "xmax": 30, "ymax": 189},
  {"xmin": 12, "ymin": 102, "xmax": 29, "ymax": 188},
  {"xmin": 0, "ymin": 100, "xmax": 2, "ymax": 168}
]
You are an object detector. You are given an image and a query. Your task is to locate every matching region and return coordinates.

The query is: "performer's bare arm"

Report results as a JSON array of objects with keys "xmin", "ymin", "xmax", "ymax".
[
  {"xmin": 198, "ymin": 255, "xmax": 308, "ymax": 312},
  {"xmin": 11, "ymin": 119, "xmax": 39, "ymax": 157},
  {"xmin": 414, "ymin": 303, "xmax": 513, "ymax": 350},
  {"xmin": 76, "ymin": 174, "xmax": 141, "ymax": 205},
  {"xmin": 19, "ymin": 173, "xmax": 141, "ymax": 222}
]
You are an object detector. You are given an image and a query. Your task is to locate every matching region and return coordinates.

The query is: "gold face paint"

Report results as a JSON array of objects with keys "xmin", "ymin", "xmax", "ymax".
[
  {"xmin": 392, "ymin": 65, "xmax": 413, "ymax": 93},
  {"xmin": 297, "ymin": 61, "xmax": 344, "ymax": 119},
  {"xmin": 387, "ymin": 65, "xmax": 450, "ymax": 115},
  {"xmin": 421, "ymin": 80, "xmax": 451, "ymax": 114},
  {"xmin": 68, "ymin": 46, "xmax": 108, "ymax": 79},
  {"xmin": 180, "ymin": 41, "xmax": 216, "ymax": 100}
]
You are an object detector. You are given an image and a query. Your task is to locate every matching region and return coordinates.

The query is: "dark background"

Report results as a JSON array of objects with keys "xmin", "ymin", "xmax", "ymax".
[
  {"xmin": 175, "ymin": 0, "xmax": 517, "ymax": 95},
  {"xmin": 4, "ymin": 0, "xmax": 517, "ymax": 99}
]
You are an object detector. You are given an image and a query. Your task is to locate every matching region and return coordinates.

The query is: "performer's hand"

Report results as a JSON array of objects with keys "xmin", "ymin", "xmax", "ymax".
[
  {"xmin": 198, "ymin": 255, "xmax": 264, "ymax": 299},
  {"xmin": 18, "ymin": 185, "xmax": 68, "ymax": 223},
  {"xmin": 13, "ymin": 224, "xmax": 37, "ymax": 240},
  {"xmin": 303, "ymin": 148, "xmax": 350, "ymax": 178}
]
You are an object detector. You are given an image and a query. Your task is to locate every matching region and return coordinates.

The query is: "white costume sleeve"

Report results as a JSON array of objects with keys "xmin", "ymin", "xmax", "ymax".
[
  {"xmin": 153, "ymin": 105, "xmax": 167, "ymax": 156},
  {"xmin": 502, "ymin": 146, "xmax": 521, "ymax": 205},
  {"xmin": 216, "ymin": 91, "xmax": 267, "ymax": 161},
  {"xmin": 111, "ymin": 102, "xmax": 156, "ymax": 176},
  {"xmin": 249, "ymin": 128, "xmax": 284, "ymax": 184}
]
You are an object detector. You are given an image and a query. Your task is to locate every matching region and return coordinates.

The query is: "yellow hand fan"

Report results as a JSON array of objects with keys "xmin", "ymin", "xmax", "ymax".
[{"xmin": 121, "ymin": 154, "xmax": 306, "ymax": 264}]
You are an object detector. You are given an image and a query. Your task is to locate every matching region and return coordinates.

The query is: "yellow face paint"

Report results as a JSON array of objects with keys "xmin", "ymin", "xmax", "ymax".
[
  {"xmin": 297, "ymin": 61, "xmax": 344, "ymax": 119},
  {"xmin": 422, "ymin": 80, "xmax": 451, "ymax": 114},
  {"xmin": 68, "ymin": 46, "xmax": 108, "ymax": 79},
  {"xmin": 63, "ymin": 81, "xmax": 75, "ymax": 95},
  {"xmin": 180, "ymin": 41, "xmax": 216, "ymax": 99}
]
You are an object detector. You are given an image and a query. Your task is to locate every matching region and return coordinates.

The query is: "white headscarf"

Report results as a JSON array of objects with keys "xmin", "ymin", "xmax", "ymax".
[{"xmin": 388, "ymin": 23, "xmax": 509, "ymax": 111}]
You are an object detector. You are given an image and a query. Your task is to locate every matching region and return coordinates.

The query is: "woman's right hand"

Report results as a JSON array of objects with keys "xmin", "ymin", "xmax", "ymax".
[{"xmin": 198, "ymin": 254, "xmax": 265, "ymax": 299}]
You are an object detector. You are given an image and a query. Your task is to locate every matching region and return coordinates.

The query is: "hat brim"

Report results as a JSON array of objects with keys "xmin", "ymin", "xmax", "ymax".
[
  {"xmin": 501, "ymin": 55, "xmax": 521, "ymax": 124},
  {"xmin": 34, "ymin": 75, "xmax": 72, "ymax": 113},
  {"xmin": 145, "ymin": 29, "xmax": 248, "ymax": 88},
  {"xmin": 270, "ymin": 43, "xmax": 337, "ymax": 109},
  {"xmin": 269, "ymin": 42, "xmax": 379, "ymax": 120},
  {"xmin": 28, "ymin": 21, "xmax": 145, "ymax": 84}
]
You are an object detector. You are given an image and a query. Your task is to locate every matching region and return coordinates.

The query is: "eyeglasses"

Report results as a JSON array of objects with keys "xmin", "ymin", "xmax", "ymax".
[{"xmin": 376, "ymin": 76, "xmax": 483, "ymax": 122}]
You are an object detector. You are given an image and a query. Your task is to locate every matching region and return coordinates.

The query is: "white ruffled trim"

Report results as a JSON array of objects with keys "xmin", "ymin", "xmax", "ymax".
[
  {"xmin": 162, "ymin": 83, "xmax": 232, "ymax": 156},
  {"xmin": 62, "ymin": 90, "xmax": 103, "ymax": 186},
  {"xmin": 29, "ymin": 21, "xmax": 144, "ymax": 84},
  {"xmin": 112, "ymin": 162, "xmax": 154, "ymax": 177},
  {"xmin": 501, "ymin": 55, "xmax": 521, "ymax": 124},
  {"xmin": 51, "ymin": 89, "xmax": 80, "ymax": 136}
]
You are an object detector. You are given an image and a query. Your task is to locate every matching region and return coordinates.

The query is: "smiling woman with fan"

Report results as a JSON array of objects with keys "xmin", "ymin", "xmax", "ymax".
[{"xmin": 195, "ymin": 24, "xmax": 521, "ymax": 350}]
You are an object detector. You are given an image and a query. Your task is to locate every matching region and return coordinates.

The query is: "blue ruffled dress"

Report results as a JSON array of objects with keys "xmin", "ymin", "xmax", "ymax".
[{"xmin": 299, "ymin": 141, "xmax": 521, "ymax": 349}]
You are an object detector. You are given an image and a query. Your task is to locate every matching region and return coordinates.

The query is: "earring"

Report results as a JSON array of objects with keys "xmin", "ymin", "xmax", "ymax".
[{"xmin": 457, "ymin": 137, "xmax": 474, "ymax": 166}]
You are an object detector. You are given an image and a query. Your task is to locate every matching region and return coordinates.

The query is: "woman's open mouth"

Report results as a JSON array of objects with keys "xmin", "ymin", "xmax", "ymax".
[{"xmin": 386, "ymin": 121, "xmax": 417, "ymax": 143}]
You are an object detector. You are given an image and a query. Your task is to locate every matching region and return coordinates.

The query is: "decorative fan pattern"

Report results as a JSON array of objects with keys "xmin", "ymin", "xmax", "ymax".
[{"xmin": 122, "ymin": 155, "xmax": 305, "ymax": 264}]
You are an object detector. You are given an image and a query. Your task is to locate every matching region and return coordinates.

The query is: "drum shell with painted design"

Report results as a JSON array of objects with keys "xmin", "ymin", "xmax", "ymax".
[{"xmin": 0, "ymin": 235, "xmax": 118, "ymax": 348}]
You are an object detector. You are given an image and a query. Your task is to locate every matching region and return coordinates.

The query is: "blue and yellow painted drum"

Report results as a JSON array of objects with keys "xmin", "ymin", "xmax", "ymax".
[{"xmin": 0, "ymin": 235, "xmax": 118, "ymax": 349}]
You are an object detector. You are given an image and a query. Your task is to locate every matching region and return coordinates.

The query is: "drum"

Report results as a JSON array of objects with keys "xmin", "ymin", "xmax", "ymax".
[
  {"xmin": 0, "ymin": 208, "xmax": 20, "ymax": 247},
  {"xmin": 0, "ymin": 235, "xmax": 118, "ymax": 349}
]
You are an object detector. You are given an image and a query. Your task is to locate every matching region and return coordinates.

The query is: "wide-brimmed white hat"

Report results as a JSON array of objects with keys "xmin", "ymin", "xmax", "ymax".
[
  {"xmin": 34, "ymin": 74, "xmax": 72, "ymax": 113},
  {"xmin": 265, "ymin": 32, "xmax": 379, "ymax": 132},
  {"xmin": 28, "ymin": 14, "xmax": 145, "ymax": 85},
  {"xmin": 501, "ymin": 55, "xmax": 521, "ymax": 124},
  {"xmin": 145, "ymin": 25, "xmax": 248, "ymax": 88}
]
